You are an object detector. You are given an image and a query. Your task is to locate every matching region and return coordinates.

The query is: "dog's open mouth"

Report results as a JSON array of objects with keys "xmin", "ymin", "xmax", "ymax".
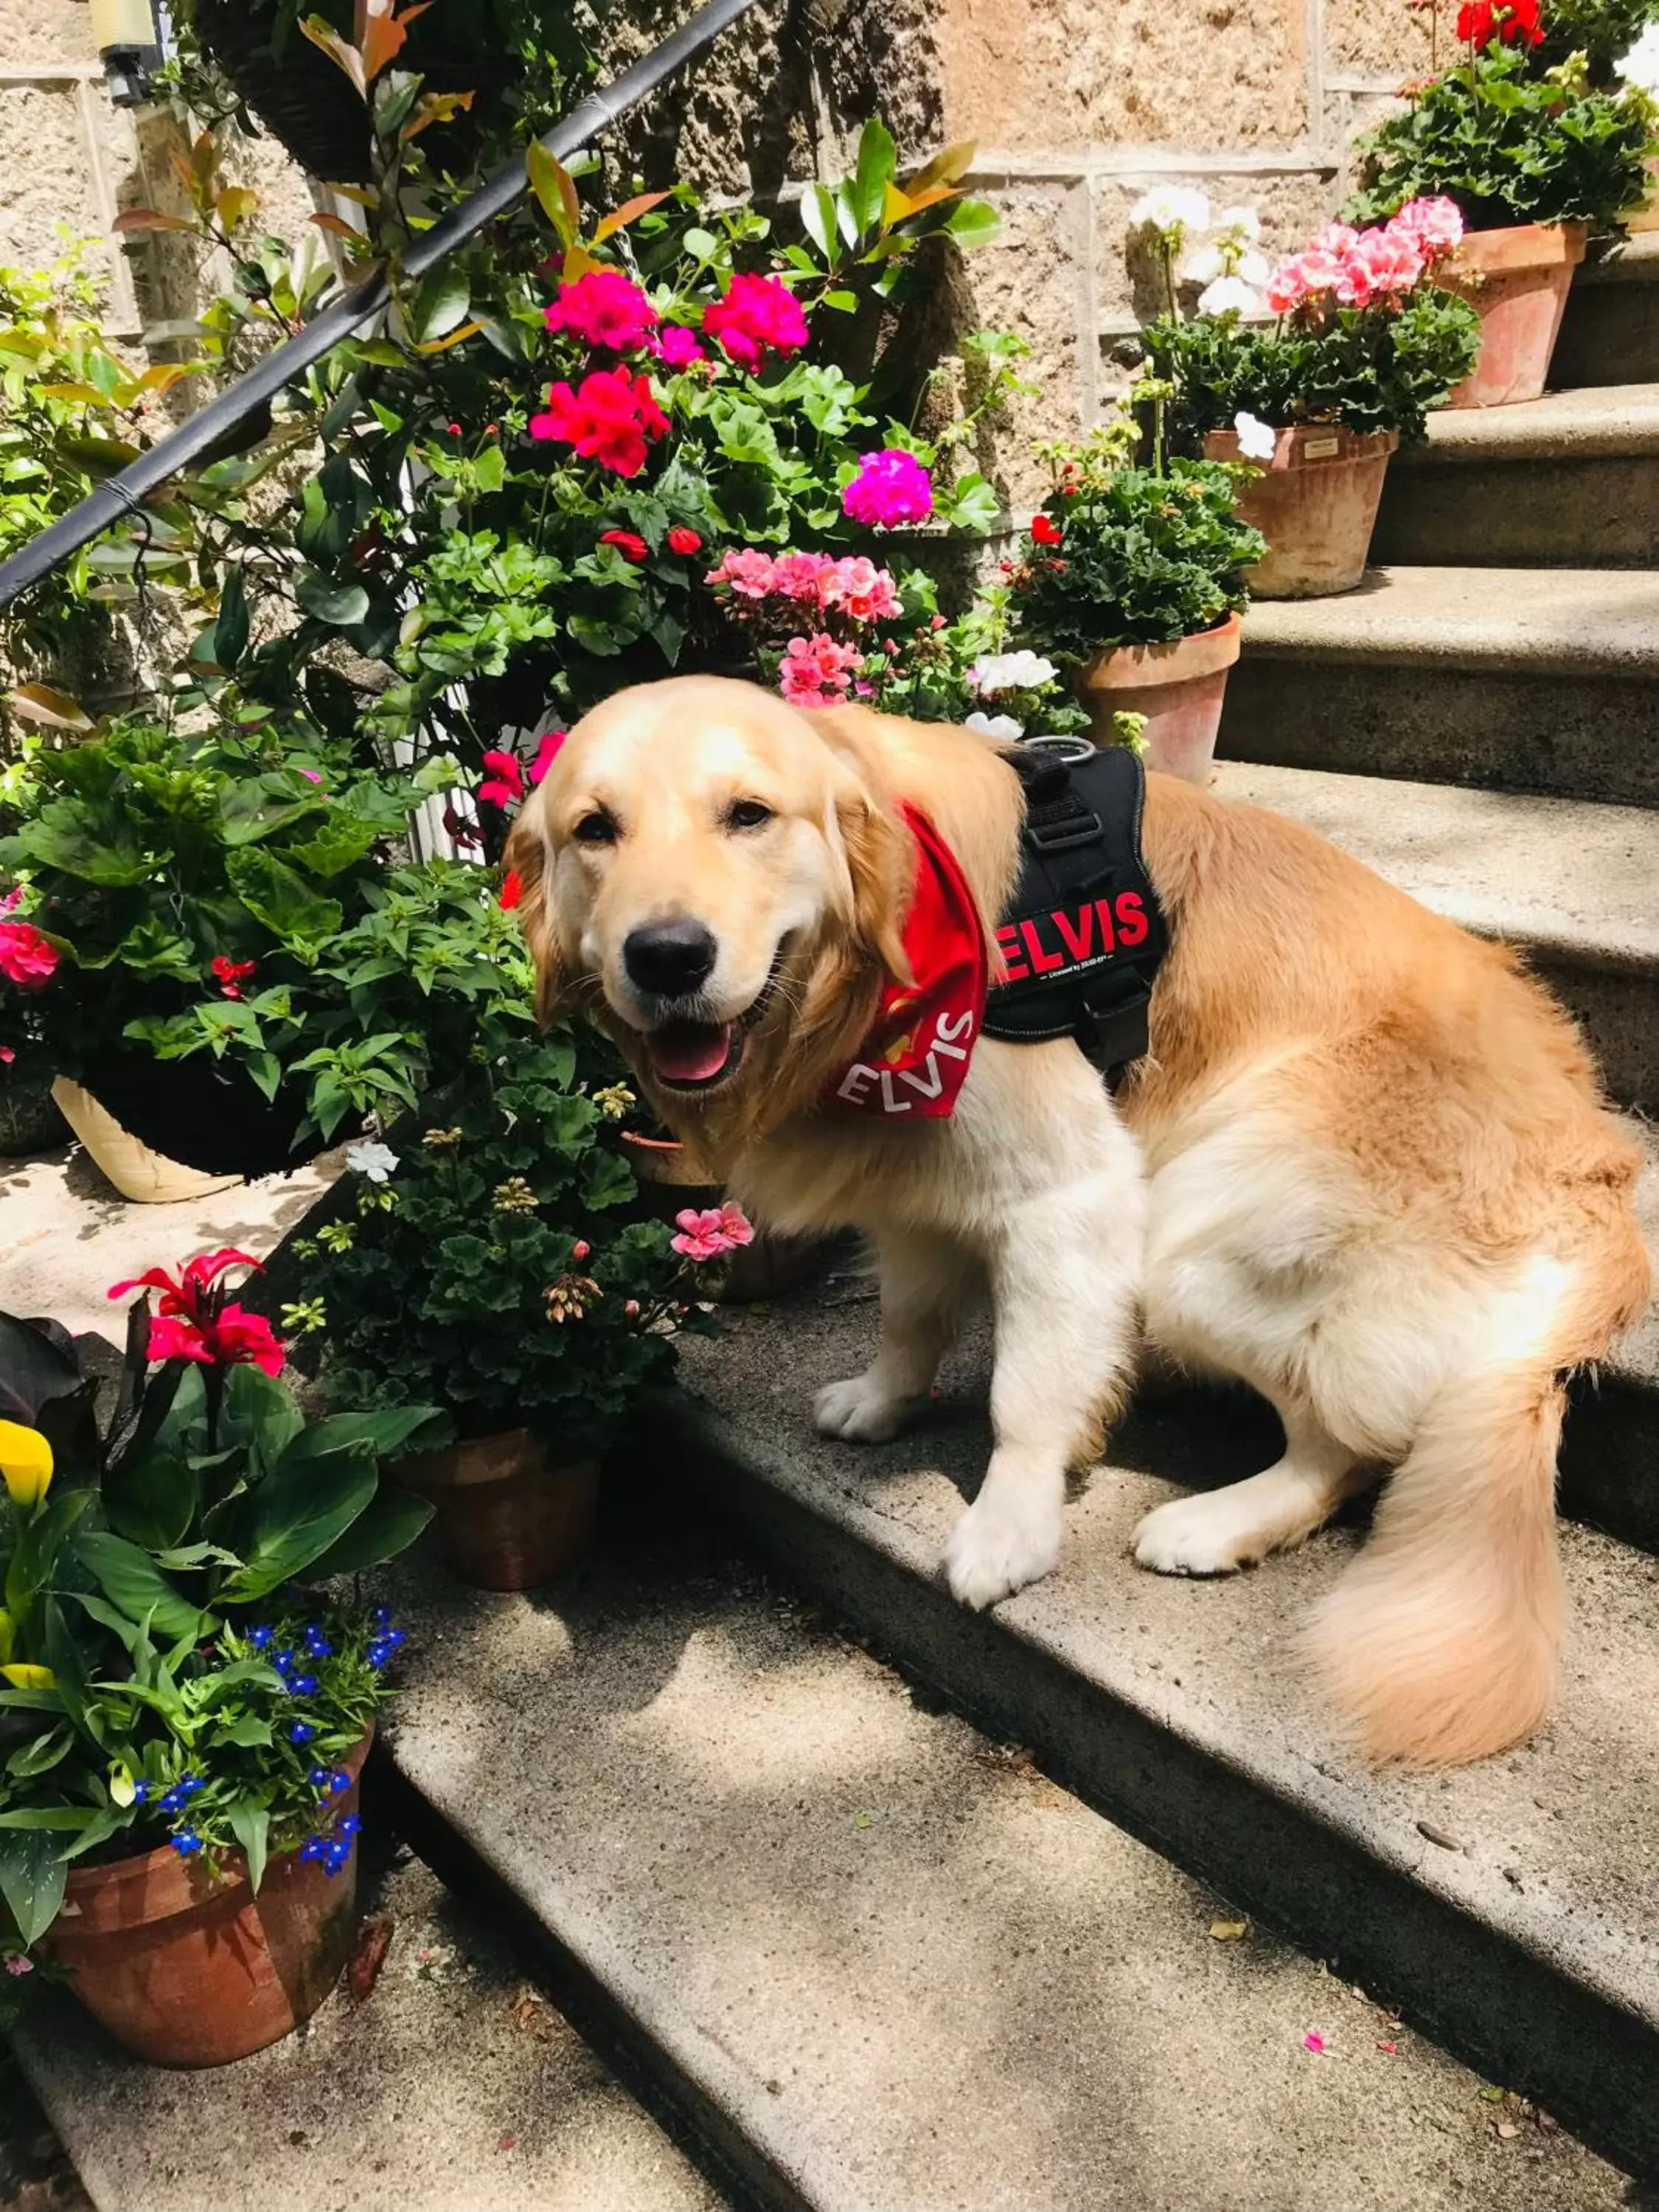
[{"xmin": 641, "ymin": 966, "xmax": 780, "ymax": 1094}]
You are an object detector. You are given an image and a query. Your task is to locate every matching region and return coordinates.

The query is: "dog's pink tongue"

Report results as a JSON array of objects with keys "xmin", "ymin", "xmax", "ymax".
[{"xmin": 647, "ymin": 1021, "xmax": 733, "ymax": 1084}]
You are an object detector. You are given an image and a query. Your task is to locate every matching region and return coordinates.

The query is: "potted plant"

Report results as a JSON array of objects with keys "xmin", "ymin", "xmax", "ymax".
[
  {"xmin": 0, "ymin": 717, "xmax": 527, "ymax": 1197},
  {"xmin": 998, "ymin": 396, "xmax": 1265, "ymax": 783},
  {"xmin": 1144, "ymin": 201, "xmax": 1481, "ymax": 597},
  {"xmin": 1347, "ymin": 7, "xmax": 1657, "ymax": 405},
  {"xmin": 297, "ymin": 1038, "xmax": 749, "ymax": 1591},
  {"xmin": 0, "ymin": 1251, "xmax": 433, "ymax": 2062}
]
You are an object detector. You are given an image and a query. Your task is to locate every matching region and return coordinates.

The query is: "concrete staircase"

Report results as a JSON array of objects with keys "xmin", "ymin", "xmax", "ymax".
[{"xmin": 15, "ymin": 256, "xmax": 1659, "ymax": 2212}]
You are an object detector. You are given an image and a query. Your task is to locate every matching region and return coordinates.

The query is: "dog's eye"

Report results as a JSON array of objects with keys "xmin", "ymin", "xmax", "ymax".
[
  {"xmin": 726, "ymin": 799, "xmax": 774, "ymax": 832},
  {"xmin": 572, "ymin": 811, "xmax": 616, "ymax": 846}
]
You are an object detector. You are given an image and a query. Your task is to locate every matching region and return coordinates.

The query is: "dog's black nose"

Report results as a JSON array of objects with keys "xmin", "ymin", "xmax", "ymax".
[{"xmin": 623, "ymin": 919, "xmax": 718, "ymax": 999}]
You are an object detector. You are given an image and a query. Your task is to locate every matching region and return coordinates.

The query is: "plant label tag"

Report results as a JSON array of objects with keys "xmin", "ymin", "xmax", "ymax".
[{"xmin": 1303, "ymin": 435, "xmax": 1341, "ymax": 459}]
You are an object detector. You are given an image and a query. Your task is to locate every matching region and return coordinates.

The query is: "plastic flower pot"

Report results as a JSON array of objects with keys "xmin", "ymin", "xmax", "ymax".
[
  {"xmin": 1078, "ymin": 613, "xmax": 1242, "ymax": 787},
  {"xmin": 1203, "ymin": 426, "xmax": 1398, "ymax": 601},
  {"xmin": 1442, "ymin": 223, "xmax": 1587, "ymax": 408},
  {"xmin": 51, "ymin": 1077, "xmax": 241, "ymax": 1204},
  {"xmin": 620, "ymin": 1129, "xmax": 825, "ymax": 1302},
  {"xmin": 58, "ymin": 1051, "xmax": 326, "ymax": 1186},
  {"xmin": 394, "ymin": 1429, "xmax": 599, "ymax": 1593},
  {"xmin": 45, "ymin": 1731, "xmax": 370, "ymax": 2067}
]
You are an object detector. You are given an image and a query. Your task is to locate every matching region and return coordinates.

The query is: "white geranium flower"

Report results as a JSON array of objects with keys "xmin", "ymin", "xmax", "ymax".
[
  {"xmin": 1180, "ymin": 243, "xmax": 1225, "ymax": 285},
  {"xmin": 965, "ymin": 711, "xmax": 1025, "ymax": 741},
  {"xmin": 1237, "ymin": 249, "xmax": 1271, "ymax": 288},
  {"xmin": 1197, "ymin": 274, "xmax": 1262, "ymax": 319},
  {"xmin": 1217, "ymin": 204, "xmax": 1262, "ymax": 242},
  {"xmin": 1232, "ymin": 410, "xmax": 1278, "ymax": 462},
  {"xmin": 1618, "ymin": 22, "xmax": 1659, "ymax": 93},
  {"xmin": 346, "ymin": 1140, "xmax": 400, "ymax": 1183},
  {"xmin": 967, "ymin": 650, "xmax": 1060, "ymax": 696},
  {"xmin": 1129, "ymin": 184, "xmax": 1212, "ymax": 239}
]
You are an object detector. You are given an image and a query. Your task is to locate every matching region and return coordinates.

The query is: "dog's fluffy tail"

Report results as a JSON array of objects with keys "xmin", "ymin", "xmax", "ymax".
[{"xmin": 1306, "ymin": 1233, "xmax": 1648, "ymax": 1767}]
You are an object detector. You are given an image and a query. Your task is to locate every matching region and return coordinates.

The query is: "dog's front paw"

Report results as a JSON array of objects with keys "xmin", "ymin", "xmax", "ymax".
[
  {"xmin": 813, "ymin": 1373, "xmax": 927, "ymax": 1444},
  {"xmin": 1132, "ymin": 1491, "xmax": 1256, "ymax": 1577},
  {"xmin": 943, "ymin": 1490, "xmax": 1061, "ymax": 1611}
]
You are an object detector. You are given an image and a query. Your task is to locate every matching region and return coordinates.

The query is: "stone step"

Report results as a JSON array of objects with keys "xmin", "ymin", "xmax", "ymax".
[
  {"xmin": 662, "ymin": 1299, "xmax": 1659, "ymax": 2184},
  {"xmin": 10, "ymin": 1853, "xmax": 730, "ymax": 2212},
  {"xmin": 1206, "ymin": 757, "xmax": 1659, "ymax": 1110},
  {"xmin": 1371, "ymin": 384, "xmax": 1659, "ymax": 568},
  {"xmin": 374, "ymin": 1530, "xmax": 1632, "ymax": 2212},
  {"xmin": 1220, "ymin": 564, "xmax": 1659, "ymax": 808},
  {"xmin": 1556, "ymin": 234, "xmax": 1659, "ymax": 390}
]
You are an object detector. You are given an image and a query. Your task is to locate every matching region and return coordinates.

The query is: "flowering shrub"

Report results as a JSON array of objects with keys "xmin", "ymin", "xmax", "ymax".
[
  {"xmin": 300, "ymin": 1041, "xmax": 745, "ymax": 1450},
  {"xmin": 1004, "ymin": 402, "xmax": 1266, "ymax": 666},
  {"xmin": 0, "ymin": 1262, "xmax": 434, "ymax": 1962},
  {"xmin": 1347, "ymin": 29, "xmax": 1655, "ymax": 233},
  {"xmin": 1146, "ymin": 201, "xmax": 1481, "ymax": 442}
]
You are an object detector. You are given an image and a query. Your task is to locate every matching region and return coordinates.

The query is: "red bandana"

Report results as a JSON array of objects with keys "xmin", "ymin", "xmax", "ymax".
[{"xmin": 828, "ymin": 805, "xmax": 987, "ymax": 1118}]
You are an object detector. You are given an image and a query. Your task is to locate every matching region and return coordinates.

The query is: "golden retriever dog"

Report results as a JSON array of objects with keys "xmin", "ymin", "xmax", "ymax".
[{"xmin": 507, "ymin": 673, "xmax": 1649, "ymax": 1766}]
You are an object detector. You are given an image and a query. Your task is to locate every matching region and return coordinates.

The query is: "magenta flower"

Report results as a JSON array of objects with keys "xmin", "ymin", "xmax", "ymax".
[
  {"xmin": 701, "ymin": 273, "xmax": 809, "ymax": 373},
  {"xmin": 651, "ymin": 324, "xmax": 706, "ymax": 367},
  {"xmin": 529, "ymin": 729, "xmax": 564, "ymax": 785},
  {"xmin": 842, "ymin": 448, "xmax": 933, "ymax": 530},
  {"xmin": 0, "ymin": 922, "xmax": 58, "ymax": 992},
  {"xmin": 479, "ymin": 750, "xmax": 526, "ymax": 810},
  {"xmin": 672, "ymin": 1201, "xmax": 757, "ymax": 1262},
  {"xmin": 544, "ymin": 269, "xmax": 658, "ymax": 352}
]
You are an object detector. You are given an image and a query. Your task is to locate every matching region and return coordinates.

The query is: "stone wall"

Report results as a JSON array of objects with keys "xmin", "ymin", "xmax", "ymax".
[{"xmin": 0, "ymin": 0, "xmax": 1436, "ymax": 513}]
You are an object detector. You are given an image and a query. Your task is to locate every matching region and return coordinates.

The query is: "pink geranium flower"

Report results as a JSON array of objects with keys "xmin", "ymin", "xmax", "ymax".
[
  {"xmin": 651, "ymin": 324, "xmax": 706, "ymax": 367},
  {"xmin": 842, "ymin": 448, "xmax": 934, "ymax": 529},
  {"xmin": 544, "ymin": 269, "xmax": 658, "ymax": 352},
  {"xmin": 0, "ymin": 922, "xmax": 58, "ymax": 992},
  {"xmin": 1388, "ymin": 195, "xmax": 1464, "ymax": 257},
  {"xmin": 701, "ymin": 273, "xmax": 809, "ymax": 372},
  {"xmin": 706, "ymin": 549, "xmax": 779, "ymax": 599},
  {"xmin": 671, "ymin": 1201, "xmax": 756, "ymax": 1262},
  {"xmin": 778, "ymin": 633, "xmax": 863, "ymax": 708}
]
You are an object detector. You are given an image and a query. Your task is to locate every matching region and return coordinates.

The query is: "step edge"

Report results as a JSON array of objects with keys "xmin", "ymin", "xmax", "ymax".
[
  {"xmin": 658, "ymin": 1391, "xmax": 1659, "ymax": 2180},
  {"xmin": 1237, "ymin": 629, "xmax": 1659, "ymax": 680}
]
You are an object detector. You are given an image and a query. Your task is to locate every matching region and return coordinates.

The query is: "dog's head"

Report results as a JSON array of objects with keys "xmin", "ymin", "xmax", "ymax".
[{"xmin": 506, "ymin": 676, "xmax": 913, "ymax": 1141}]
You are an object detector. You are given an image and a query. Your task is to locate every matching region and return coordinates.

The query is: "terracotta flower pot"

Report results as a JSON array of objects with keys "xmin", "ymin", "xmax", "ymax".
[
  {"xmin": 1203, "ymin": 425, "xmax": 1398, "ymax": 601},
  {"xmin": 46, "ymin": 1732, "xmax": 370, "ymax": 2067},
  {"xmin": 396, "ymin": 1429, "xmax": 598, "ymax": 1591},
  {"xmin": 1078, "ymin": 613, "xmax": 1241, "ymax": 787},
  {"xmin": 1442, "ymin": 221, "xmax": 1587, "ymax": 408},
  {"xmin": 620, "ymin": 1130, "xmax": 824, "ymax": 1301},
  {"xmin": 52, "ymin": 1077, "xmax": 240, "ymax": 1204}
]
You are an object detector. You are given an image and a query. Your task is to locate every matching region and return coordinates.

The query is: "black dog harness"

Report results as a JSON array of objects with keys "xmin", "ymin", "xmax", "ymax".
[{"xmin": 983, "ymin": 738, "xmax": 1169, "ymax": 1079}]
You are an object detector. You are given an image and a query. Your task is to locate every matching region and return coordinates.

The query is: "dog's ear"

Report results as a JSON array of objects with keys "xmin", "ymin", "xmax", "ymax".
[
  {"xmin": 503, "ymin": 796, "xmax": 574, "ymax": 1026},
  {"xmin": 838, "ymin": 782, "xmax": 913, "ymax": 986}
]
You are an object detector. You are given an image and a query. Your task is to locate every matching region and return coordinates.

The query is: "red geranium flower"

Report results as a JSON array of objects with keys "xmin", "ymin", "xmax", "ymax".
[
  {"xmin": 529, "ymin": 367, "xmax": 669, "ymax": 479},
  {"xmin": 701, "ymin": 273, "xmax": 809, "ymax": 373},
  {"xmin": 544, "ymin": 269, "xmax": 658, "ymax": 352},
  {"xmin": 667, "ymin": 526, "xmax": 703, "ymax": 555},
  {"xmin": 211, "ymin": 954, "xmax": 257, "ymax": 1001},
  {"xmin": 498, "ymin": 869, "xmax": 524, "ymax": 911},
  {"xmin": 600, "ymin": 528, "xmax": 649, "ymax": 562},
  {"xmin": 1030, "ymin": 513, "xmax": 1063, "ymax": 546}
]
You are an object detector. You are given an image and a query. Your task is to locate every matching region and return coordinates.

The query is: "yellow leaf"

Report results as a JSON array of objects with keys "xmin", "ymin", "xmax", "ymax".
[
  {"xmin": 898, "ymin": 183, "xmax": 961, "ymax": 216},
  {"xmin": 413, "ymin": 319, "xmax": 484, "ymax": 355},
  {"xmin": 902, "ymin": 139, "xmax": 977, "ymax": 196},
  {"xmin": 1, "ymin": 1665, "xmax": 56, "ymax": 1691},
  {"xmin": 594, "ymin": 189, "xmax": 672, "ymax": 243},
  {"xmin": 35, "ymin": 382, "xmax": 108, "ymax": 406},
  {"xmin": 883, "ymin": 180, "xmax": 916, "ymax": 225},
  {"xmin": 109, "ymin": 1764, "xmax": 136, "ymax": 1809},
  {"xmin": 299, "ymin": 14, "xmax": 366, "ymax": 99},
  {"xmin": 216, "ymin": 185, "xmax": 260, "ymax": 231},
  {"xmin": 5, "ymin": 684, "xmax": 91, "ymax": 732},
  {"xmin": 1208, "ymin": 1919, "xmax": 1249, "ymax": 1941},
  {"xmin": 560, "ymin": 243, "xmax": 602, "ymax": 284},
  {"xmin": 328, "ymin": 183, "xmax": 380, "ymax": 208},
  {"xmin": 0, "ymin": 1421, "xmax": 52, "ymax": 1510},
  {"xmin": 310, "ymin": 212, "xmax": 364, "ymax": 242}
]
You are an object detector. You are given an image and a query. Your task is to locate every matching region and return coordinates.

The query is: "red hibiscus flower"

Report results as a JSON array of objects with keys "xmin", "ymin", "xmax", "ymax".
[
  {"xmin": 211, "ymin": 955, "xmax": 257, "ymax": 1001},
  {"xmin": 529, "ymin": 368, "xmax": 669, "ymax": 479},
  {"xmin": 600, "ymin": 528, "xmax": 649, "ymax": 562},
  {"xmin": 1030, "ymin": 513, "xmax": 1063, "ymax": 546},
  {"xmin": 108, "ymin": 1250, "xmax": 284, "ymax": 1375},
  {"xmin": 667, "ymin": 526, "xmax": 703, "ymax": 555}
]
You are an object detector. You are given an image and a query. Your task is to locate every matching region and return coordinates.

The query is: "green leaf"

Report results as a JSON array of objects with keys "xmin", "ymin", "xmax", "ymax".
[
  {"xmin": 943, "ymin": 198, "xmax": 1002, "ymax": 251},
  {"xmin": 215, "ymin": 565, "xmax": 251, "ymax": 670},
  {"xmin": 213, "ymin": 1427, "xmax": 380, "ymax": 1603},
  {"xmin": 5, "ymin": 1487, "xmax": 95, "ymax": 1618},
  {"xmin": 74, "ymin": 1531, "xmax": 202, "ymax": 1640},
  {"xmin": 526, "ymin": 142, "xmax": 580, "ymax": 246},
  {"xmin": 473, "ymin": 442, "xmax": 506, "ymax": 495},
  {"xmin": 220, "ymin": 1361, "xmax": 304, "ymax": 1471},
  {"xmin": 801, "ymin": 182, "xmax": 838, "ymax": 261},
  {"xmin": 226, "ymin": 846, "xmax": 344, "ymax": 945},
  {"xmin": 851, "ymin": 117, "xmax": 897, "ymax": 235},
  {"xmin": 0, "ymin": 1829, "xmax": 68, "ymax": 1943},
  {"xmin": 7, "ymin": 1725, "xmax": 72, "ymax": 1781},
  {"xmin": 215, "ymin": 1713, "xmax": 274, "ymax": 1750},
  {"xmin": 227, "ymin": 1799, "xmax": 270, "ymax": 1892},
  {"xmin": 411, "ymin": 265, "xmax": 471, "ymax": 346},
  {"xmin": 295, "ymin": 572, "xmax": 371, "ymax": 627},
  {"xmin": 0, "ymin": 1806, "xmax": 98, "ymax": 1831},
  {"xmin": 105, "ymin": 1451, "xmax": 198, "ymax": 1553},
  {"xmin": 304, "ymin": 1483, "xmax": 434, "ymax": 1579}
]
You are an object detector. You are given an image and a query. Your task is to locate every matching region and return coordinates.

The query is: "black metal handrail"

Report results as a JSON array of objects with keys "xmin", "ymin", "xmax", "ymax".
[{"xmin": 0, "ymin": 0, "xmax": 765, "ymax": 613}]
